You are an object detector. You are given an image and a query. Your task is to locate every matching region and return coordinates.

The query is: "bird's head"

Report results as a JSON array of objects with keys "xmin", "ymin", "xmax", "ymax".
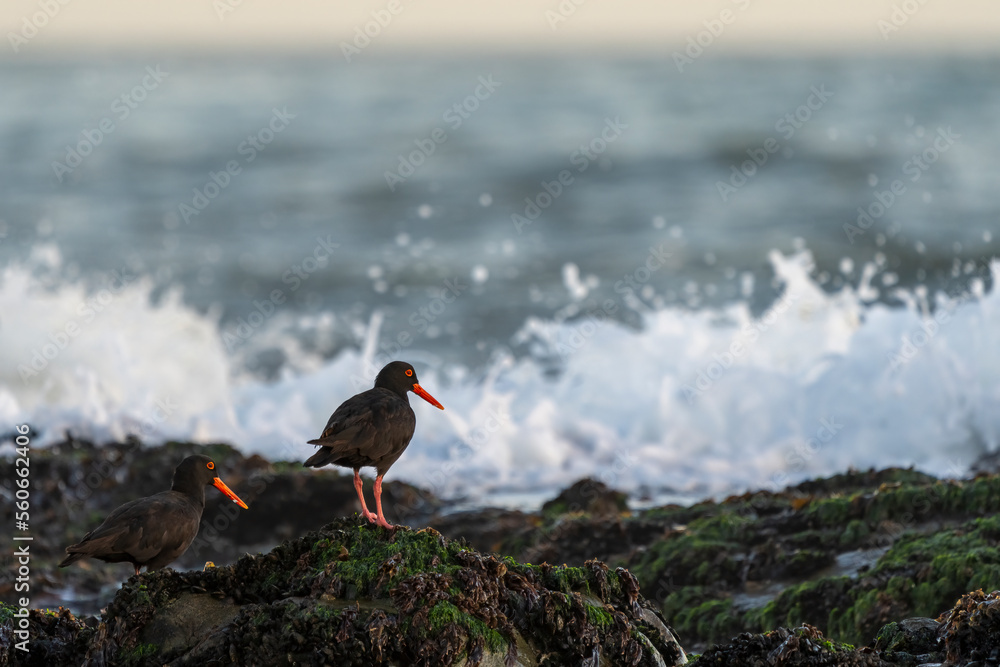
[
  {"xmin": 375, "ymin": 361, "xmax": 445, "ymax": 410},
  {"xmin": 175, "ymin": 455, "xmax": 249, "ymax": 509}
]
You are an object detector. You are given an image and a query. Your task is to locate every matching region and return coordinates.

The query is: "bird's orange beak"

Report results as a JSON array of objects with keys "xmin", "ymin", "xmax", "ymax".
[
  {"xmin": 213, "ymin": 477, "xmax": 249, "ymax": 509},
  {"xmin": 412, "ymin": 383, "xmax": 444, "ymax": 410}
]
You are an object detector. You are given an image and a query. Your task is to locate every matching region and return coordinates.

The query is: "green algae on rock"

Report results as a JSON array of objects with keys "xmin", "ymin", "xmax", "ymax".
[
  {"xmin": 746, "ymin": 513, "xmax": 1000, "ymax": 647},
  {"xmin": 4, "ymin": 519, "xmax": 686, "ymax": 666},
  {"xmin": 872, "ymin": 617, "xmax": 941, "ymax": 665},
  {"xmin": 686, "ymin": 624, "xmax": 884, "ymax": 667},
  {"xmin": 623, "ymin": 471, "xmax": 1000, "ymax": 649},
  {"xmin": 540, "ymin": 478, "xmax": 629, "ymax": 519},
  {"xmin": 428, "ymin": 467, "xmax": 1000, "ymax": 652}
]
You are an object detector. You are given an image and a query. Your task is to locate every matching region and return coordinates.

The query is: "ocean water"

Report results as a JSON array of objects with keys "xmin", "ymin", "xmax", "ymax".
[{"xmin": 2, "ymin": 54, "xmax": 1000, "ymax": 507}]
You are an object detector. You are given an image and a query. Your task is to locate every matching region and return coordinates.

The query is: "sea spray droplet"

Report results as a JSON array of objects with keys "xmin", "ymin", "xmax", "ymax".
[{"xmin": 562, "ymin": 263, "xmax": 588, "ymax": 301}]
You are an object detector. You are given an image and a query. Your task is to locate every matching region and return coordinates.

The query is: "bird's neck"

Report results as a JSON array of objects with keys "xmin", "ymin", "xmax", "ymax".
[
  {"xmin": 377, "ymin": 384, "xmax": 410, "ymax": 402},
  {"xmin": 171, "ymin": 478, "xmax": 207, "ymax": 507}
]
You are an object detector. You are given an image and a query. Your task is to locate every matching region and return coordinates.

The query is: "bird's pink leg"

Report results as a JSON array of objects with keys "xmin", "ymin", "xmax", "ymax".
[
  {"xmin": 353, "ymin": 470, "xmax": 376, "ymax": 523},
  {"xmin": 373, "ymin": 475, "xmax": 395, "ymax": 530}
]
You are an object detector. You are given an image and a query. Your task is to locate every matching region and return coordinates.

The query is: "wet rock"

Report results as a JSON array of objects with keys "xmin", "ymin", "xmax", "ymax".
[
  {"xmin": 873, "ymin": 618, "xmax": 942, "ymax": 665},
  {"xmin": 11, "ymin": 438, "xmax": 1000, "ymax": 663},
  {"xmin": 789, "ymin": 469, "xmax": 939, "ymax": 496},
  {"xmin": 541, "ymin": 478, "xmax": 629, "ymax": 518},
  {"xmin": 621, "ymin": 473, "xmax": 1000, "ymax": 650},
  {"xmin": 939, "ymin": 589, "xmax": 1000, "ymax": 665},
  {"xmin": 690, "ymin": 624, "xmax": 888, "ymax": 666},
  {"xmin": 138, "ymin": 593, "xmax": 241, "ymax": 656},
  {"xmin": 0, "ymin": 437, "xmax": 441, "ymax": 614},
  {"xmin": 4, "ymin": 519, "xmax": 687, "ymax": 666},
  {"xmin": 0, "ymin": 606, "xmax": 96, "ymax": 667},
  {"xmin": 430, "ymin": 508, "xmax": 536, "ymax": 556}
]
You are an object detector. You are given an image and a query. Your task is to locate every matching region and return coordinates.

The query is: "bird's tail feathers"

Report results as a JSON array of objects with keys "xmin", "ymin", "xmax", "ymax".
[
  {"xmin": 58, "ymin": 551, "xmax": 85, "ymax": 568},
  {"xmin": 304, "ymin": 445, "xmax": 337, "ymax": 467}
]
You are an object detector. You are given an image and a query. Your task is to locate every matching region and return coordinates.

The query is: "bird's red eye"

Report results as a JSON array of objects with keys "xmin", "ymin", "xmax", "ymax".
[
  {"xmin": 405, "ymin": 369, "xmax": 413, "ymax": 377},
  {"xmin": 206, "ymin": 461, "xmax": 215, "ymax": 470}
]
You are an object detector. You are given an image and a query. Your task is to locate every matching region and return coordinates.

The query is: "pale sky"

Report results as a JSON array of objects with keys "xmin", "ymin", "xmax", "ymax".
[{"xmin": 3, "ymin": 1, "xmax": 1000, "ymax": 54}]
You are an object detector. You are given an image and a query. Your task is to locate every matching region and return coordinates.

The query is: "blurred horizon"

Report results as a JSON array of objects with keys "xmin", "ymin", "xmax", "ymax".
[{"xmin": 3, "ymin": 1, "xmax": 1000, "ymax": 56}]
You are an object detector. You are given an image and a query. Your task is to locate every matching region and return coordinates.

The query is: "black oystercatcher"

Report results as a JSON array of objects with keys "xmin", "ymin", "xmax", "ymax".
[
  {"xmin": 304, "ymin": 361, "xmax": 444, "ymax": 529},
  {"xmin": 59, "ymin": 455, "xmax": 248, "ymax": 576}
]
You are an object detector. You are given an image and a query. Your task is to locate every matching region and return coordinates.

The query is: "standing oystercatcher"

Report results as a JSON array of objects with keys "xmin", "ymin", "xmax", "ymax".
[
  {"xmin": 304, "ymin": 361, "xmax": 444, "ymax": 529},
  {"xmin": 60, "ymin": 454, "xmax": 248, "ymax": 576}
]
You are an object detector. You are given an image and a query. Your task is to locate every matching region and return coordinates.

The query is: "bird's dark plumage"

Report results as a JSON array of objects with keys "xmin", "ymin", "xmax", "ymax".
[
  {"xmin": 305, "ymin": 387, "xmax": 417, "ymax": 474},
  {"xmin": 305, "ymin": 361, "xmax": 443, "ymax": 528},
  {"xmin": 59, "ymin": 455, "xmax": 248, "ymax": 576}
]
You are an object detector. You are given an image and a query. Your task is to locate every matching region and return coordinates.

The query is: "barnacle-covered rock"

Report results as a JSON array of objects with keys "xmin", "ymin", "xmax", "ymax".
[
  {"xmin": 690, "ymin": 624, "xmax": 887, "ymax": 667},
  {"xmin": 938, "ymin": 589, "xmax": 1000, "ymax": 665},
  {"xmin": 4, "ymin": 519, "xmax": 686, "ymax": 666}
]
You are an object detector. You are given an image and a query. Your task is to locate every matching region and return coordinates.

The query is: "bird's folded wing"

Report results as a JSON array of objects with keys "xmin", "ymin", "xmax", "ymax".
[
  {"xmin": 309, "ymin": 423, "xmax": 364, "ymax": 445},
  {"xmin": 82, "ymin": 497, "xmax": 185, "ymax": 559},
  {"xmin": 309, "ymin": 392, "xmax": 395, "ymax": 443}
]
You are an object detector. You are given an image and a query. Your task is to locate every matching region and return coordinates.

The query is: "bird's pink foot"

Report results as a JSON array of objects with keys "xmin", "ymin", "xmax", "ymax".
[{"xmin": 375, "ymin": 516, "xmax": 396, "ymax": 530}]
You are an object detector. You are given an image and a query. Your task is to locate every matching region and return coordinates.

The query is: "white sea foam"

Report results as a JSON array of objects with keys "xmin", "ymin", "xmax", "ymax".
[{"xmin": 4, "ymin": 247, "xmax": 1000, "ymax": 506}]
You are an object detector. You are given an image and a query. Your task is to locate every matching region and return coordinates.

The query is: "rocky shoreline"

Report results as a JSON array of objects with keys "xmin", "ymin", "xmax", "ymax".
[{"xmin": 4, "ymin": 438, "xmax": 1000, "ymax": 665}]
